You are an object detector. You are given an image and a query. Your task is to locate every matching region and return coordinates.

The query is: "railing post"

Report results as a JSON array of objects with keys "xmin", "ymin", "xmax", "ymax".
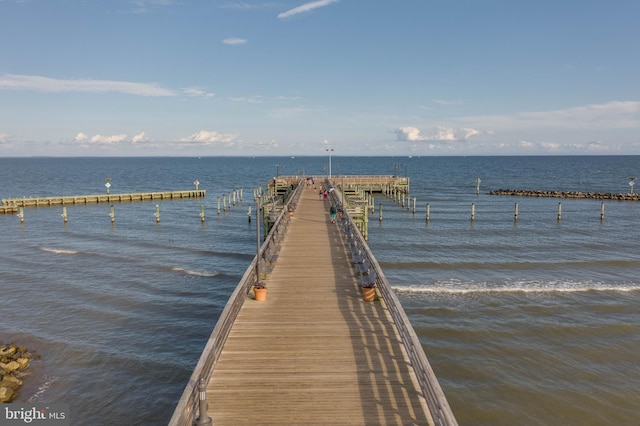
[{"xmin": 195, "ymin": 377, "xmax": 212, "ymax": 425}]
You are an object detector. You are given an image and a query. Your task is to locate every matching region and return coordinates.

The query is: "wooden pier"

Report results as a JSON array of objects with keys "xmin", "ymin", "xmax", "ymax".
[
  {"xmin": 272, "ymin": 175, "xmax": 409, "ymax": 195},
  {"xmin": 170, "ymin": 179, "xmax": 456, "ymax": 425},
  {"xmin": 0, "ymin": 190, "xmax": 205, "ymax": 214}
]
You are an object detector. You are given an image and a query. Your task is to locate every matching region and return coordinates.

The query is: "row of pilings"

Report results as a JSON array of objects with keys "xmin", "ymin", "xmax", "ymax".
[{"xmin": 488, "ymin": 189, "xmax": 640, "ymax": 201}]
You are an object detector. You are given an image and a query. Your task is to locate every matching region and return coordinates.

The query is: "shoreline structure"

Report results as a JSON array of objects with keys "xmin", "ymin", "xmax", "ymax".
[
  {"xmin": 0, "ymin": 343, "xmax": 33, "ymax": 403},
  {"xmin": 488, "ymin": 189, "xmax": 640, "ymax": 201}
]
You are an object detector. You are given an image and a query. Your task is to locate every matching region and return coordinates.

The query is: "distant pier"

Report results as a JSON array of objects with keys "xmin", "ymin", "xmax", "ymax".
[
  {"xmin": 0, "ymin": 189, "xmax": 206, "ymax": 214},
  {"xmin": 488, "ymin": 189, "xmax": 640, "ymax": 201}
]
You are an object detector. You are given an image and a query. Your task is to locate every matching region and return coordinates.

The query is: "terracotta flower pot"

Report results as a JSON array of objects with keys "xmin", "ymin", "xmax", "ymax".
[
  {"xmin": 361, "ymin": 287, "xmax": 375, "ymax": 302},
  {"xmin": 254, "ymin": 287, "xmax": 267, "ymax": 301}
]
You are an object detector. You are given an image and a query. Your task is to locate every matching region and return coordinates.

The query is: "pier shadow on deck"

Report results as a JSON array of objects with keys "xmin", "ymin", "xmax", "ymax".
[{"xmin": 205, "ymin": 186, "xmax": 433, "ymax": 425}]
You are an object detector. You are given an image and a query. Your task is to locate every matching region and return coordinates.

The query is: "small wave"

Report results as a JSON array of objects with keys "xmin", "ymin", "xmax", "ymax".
[
  {"xmin": 380, "ymin": 259, "xmax": 640, "ymax": 271},
  {"xmin": 391, "ymin": 282, "xmax": 640, "ymax": 295},
  {"xmin": 40, "ymin": 247, "xmax": 79, "ymax": 255},
  {"xmin": 28, "ymin": 375, "xmax": 58, "ymax": 402},
  {"xmin": 170, "ymin": 267, "xmax": 218, "ymax": 277}
]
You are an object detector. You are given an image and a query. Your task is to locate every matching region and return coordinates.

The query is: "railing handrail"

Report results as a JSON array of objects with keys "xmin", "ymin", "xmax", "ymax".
[
  {"xmin": 329, "ymin": 185, "xmax": 458, "ymax": 426},
  {"xmin": 168, "ymin": 180, "xmax": 304, "ymax": 426}
]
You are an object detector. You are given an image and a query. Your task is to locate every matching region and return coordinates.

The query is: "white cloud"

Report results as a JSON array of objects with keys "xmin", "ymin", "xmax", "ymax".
[
  {"xmin": 222, "ymin": 37, "xmax": 248, "ymax": 45},
  {"xmin": 74, "ymin": 133, "xmax": 89, "ymax": 142},
  {"xmin": 0, "ymin": 74, "xmax": 177, "ymax": 96},
  {"xmin": 132, "ymin": 132, "xmax": 150, "ymax": 143},
  {"xmin": 90, "ymin": 134, "xmax": 128, "ymax": 144},
  {"xmin": 130, "ymin": 0, "xmax": 174, "ymax": 13},
  {"xmin": 278, "ymin": 0, "xmax": 338, "ymax": 19},
  {"xmin": 395, "ymin": 127, "xmax": 424, "ymax": 142},
  {"xmin": 219, "ymin": 2, "xmax": 274, "ymax": 10},
  {"xmin": 516, "ymin": 101, "xmax": 639, "ymax": 128},
  {"xmin": 586, "ymin": 141, "xmax": 610, "ymax": 151},
  {"xmin": 228, "ymin": 96, "xmax": 263, "ymax": 103},
  {"xmin": 182, "ymin": 87, "xmax": 215, "ymax": 98},
  {"xmin": 465, "ymin": 101, "xmax": 640, "ymax": 130},
  {"xmin": 540, "ymin": 141, "xmax": 560, "ymax": 150},
  {"xmin": 395, "ymin": 126, "xmax": 481, "ymax": 142},
  {"xmin": 180, "ymin": 130, "xmax": 238, "ymax": 144}
]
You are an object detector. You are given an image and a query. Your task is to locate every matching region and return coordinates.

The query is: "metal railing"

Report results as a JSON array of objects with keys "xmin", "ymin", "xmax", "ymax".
[
  {"xmin": 168, "ymin": 180, "xmax": 304, "ymax": 426},
  {"xmin": 329, "ymin": 187, "xmax": 459, "ymax": 426}
]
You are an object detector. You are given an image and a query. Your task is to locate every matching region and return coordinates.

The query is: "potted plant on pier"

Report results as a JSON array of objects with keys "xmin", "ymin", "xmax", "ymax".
[
  {"xmin": 253, "ymin": 282, "xmax": 267, "ymax": 301},
  {"xmin": 361, "ymin": 282, "xmax": 376, "ymax": 302}
]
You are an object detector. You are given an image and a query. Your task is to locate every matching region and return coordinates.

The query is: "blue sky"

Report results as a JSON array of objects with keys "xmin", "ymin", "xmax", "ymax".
[{"xmin": 1, "ymin": 0, "xmax": 638, "ymax": 157}]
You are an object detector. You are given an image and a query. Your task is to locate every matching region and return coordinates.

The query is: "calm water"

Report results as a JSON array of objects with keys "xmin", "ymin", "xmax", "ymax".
[{"xmin": 1, "ymin": 156, "xmax": 639, "ymax": 425}]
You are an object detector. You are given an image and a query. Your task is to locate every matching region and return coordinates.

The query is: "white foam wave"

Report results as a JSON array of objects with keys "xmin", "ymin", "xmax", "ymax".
[
  {"xmin": 40, "ymin": 247, "xmax": 79, "ymax": 255},
  {"xmin": 29, "ymin": 375, "xmax": 57, "ymax": 402},
  {"xmin": 171, "ymin": 267, "xmax": 218, "ymax": 277},
  {"xmin": 391, "ymin": 282, "xmax": 640, "ymax": 295}
]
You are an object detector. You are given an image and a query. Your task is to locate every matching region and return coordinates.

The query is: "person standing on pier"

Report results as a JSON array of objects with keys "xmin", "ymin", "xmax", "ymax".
[{"xmin": 329, "ymin": 204, "xmax": 337, "ymax": 223}]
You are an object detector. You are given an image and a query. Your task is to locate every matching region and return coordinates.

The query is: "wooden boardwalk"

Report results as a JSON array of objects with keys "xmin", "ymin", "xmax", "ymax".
[
  {"xmin": 0, "ymin": 189, "xmax": 205, "ymax": 213},
  {"xmin": 205, "ymin": 185, "xmax": 435, "ymax": 425}
]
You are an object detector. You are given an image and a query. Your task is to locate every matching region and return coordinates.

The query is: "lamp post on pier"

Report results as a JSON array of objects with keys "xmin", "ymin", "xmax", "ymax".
[{"xmin": 326, "ymin": 148, "xmax": 334, "ymax": 179}]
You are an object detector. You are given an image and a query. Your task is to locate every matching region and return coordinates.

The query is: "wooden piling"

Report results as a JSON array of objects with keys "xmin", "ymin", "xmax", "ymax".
[
  {"xmin": 514, "ymin": 203, "xmax": 519, "ymax": 221},
  {"xmin": 557, "ymin": 202, "xmax": 562, "ymax": 221},
  {"xmin": 62, "ymin": 207, "xmax": 68, "ymax": 223},
  {"xmin": 155, "ymin": 205, "xmax": 160, "ymax": 223},
  {"xmin": 109, "ymin": 205, "xmax": 115, "ymax": 223},
  {"xmin": 426, "ymin": 203, "xmax": 430, "ymax": 222},
  {"xmin": 471, "ymin": 203, "xmax": 475, "ymax": 221},
  {"xmin": 200, "ymin": 205, "xmax": 205, "ymax": 223},
  {"xmin": 379, "ymin": 203, "xmax": 382, "ymax": 222},
  {"xmin": 600, "ymin": 202, "xmax": 605, "ymax": 221}
]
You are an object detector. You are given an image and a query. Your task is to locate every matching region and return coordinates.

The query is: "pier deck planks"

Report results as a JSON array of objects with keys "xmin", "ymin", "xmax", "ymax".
[{"xmin": 206, "ymin": 185, "xmax": 433, "ymax": 425}]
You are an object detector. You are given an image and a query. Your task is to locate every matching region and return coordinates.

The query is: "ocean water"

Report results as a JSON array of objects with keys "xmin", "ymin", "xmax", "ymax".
[{"xmin": 1, "ymin": 156, "xmax": 639, "ymax": 425}]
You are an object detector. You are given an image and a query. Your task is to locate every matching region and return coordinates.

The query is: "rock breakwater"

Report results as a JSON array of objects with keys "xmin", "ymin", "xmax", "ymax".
[
  {"xmin": 0, "ymin": 342, "xmax": 36, "ymax": 403},
  {"xmin": 488, "ymin": 189, "xmax": 640, "ymax": 201}
]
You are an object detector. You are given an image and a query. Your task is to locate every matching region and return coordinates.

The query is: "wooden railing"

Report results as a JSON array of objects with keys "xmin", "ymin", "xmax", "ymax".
[
  {"xmin": 168, "ymin": 180, "xmax": 304, "ymax": 426},
  {"xmin": 1, "ymin": 190, "xmax": 206, "ymax": 209},
  {"xmin": 329, "ymin": 187, "xmax": 458, "ymax": 426}
]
